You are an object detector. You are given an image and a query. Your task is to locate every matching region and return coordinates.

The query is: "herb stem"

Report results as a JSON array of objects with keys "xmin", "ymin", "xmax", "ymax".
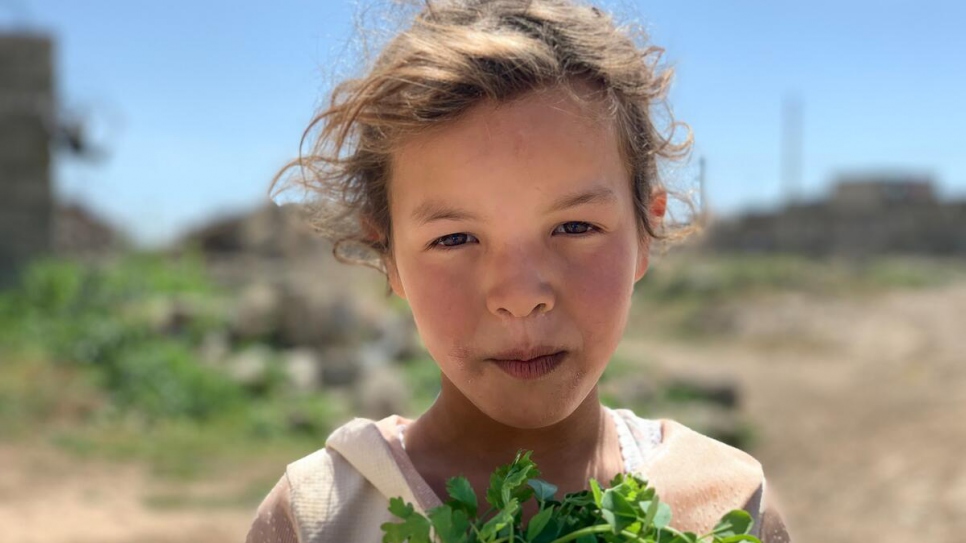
[
  {"xmin": 548, "ymin": 525, "xmax": 653, "ymax": 543},
  {"xmin": 547, "ymin": 525, "xmax": 611, "ymax": 543},
  {"xmin": 622, "ymin": 530, "xmax": 651, "ymax": 543}
]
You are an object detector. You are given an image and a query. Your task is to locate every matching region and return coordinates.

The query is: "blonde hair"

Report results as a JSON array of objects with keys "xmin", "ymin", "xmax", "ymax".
[{"xmin": 272, "ymin": 0, "xmax": 692, "ymax": 276}]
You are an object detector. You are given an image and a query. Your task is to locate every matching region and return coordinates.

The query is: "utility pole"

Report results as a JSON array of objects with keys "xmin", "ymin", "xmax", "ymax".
[{"xmin": 698, "ymin": 155, "xmax": 707, "ymax": 218}]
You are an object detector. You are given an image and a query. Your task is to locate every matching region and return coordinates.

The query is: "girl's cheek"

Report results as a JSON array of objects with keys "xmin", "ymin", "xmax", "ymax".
[
  {"xmin": 404, "ymin": 257, "xmax": 478, "ymax": 331},
  {"xmin": 562, "ymin": 242, "xmax": 636, "ymax": 338},
  {"xmin": 568, "ymin": 240, "xmax": 635, "ymax": 297}
]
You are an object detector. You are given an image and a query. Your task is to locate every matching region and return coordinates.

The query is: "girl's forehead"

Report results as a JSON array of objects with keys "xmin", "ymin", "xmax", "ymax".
[
  {"xmin": 400, "ymin": 85, "xmax": 613, "ymax": 146},
  {"xmin": 386, "ymin": 87, "xmax": 631, "ymax": 225},
  {"xmin": 391, "ymin": 87, "xmax": 620, "ymax": 178}
]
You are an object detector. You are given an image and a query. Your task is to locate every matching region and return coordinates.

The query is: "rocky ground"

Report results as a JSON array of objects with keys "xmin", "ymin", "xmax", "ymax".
[{"xmin": 3, "ymin": 280, "xmax": 964, "ymax": 543}]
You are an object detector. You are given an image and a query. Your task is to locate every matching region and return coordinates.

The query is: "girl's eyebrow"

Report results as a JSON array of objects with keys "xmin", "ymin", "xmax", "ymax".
[
  {"xmin": 411, "ymin": 201, "xmax": 477, "ymax": 226},
  {"xmin": 411, "ymin": 185, "xmax": 618, "ymax": 226},
  {"xmin": 547, "ymin": 185, "xmax": 617, "ymax": 214}
]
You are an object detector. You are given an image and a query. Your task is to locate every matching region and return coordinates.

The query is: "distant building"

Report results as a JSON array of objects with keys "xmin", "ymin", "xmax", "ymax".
[
  {"xmin": 53, "ymin": 202, "xmax": 125, "ymax": 257},
  {"xmin": 707, "ymin": 173, "xmax": 966, "ymax": 256},
  {"xmin": 0, "ymin": 32, "xmax": 55, "ymax": 287},
  {"xmin": 1, "ymin": 33, "xmax": 124, "ymax": 286},
  {"xmin": 830, "ymin": 173, "xmax": 937, "ymax": 210}
]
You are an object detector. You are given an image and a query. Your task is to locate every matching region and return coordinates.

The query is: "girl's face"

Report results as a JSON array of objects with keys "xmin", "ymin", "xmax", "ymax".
[{"xmin": 386, "ymin": 86, "xmax": 656, "ymax": 429}]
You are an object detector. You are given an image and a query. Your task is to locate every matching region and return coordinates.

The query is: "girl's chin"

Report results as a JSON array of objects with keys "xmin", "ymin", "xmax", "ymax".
[
  {"xmin": 439, "ymin": 364, "xmax": 599, "ymax": 429},
  {"xmin": 468, "ymin": 393, "xmax": 585, "ymax": 430},
  {"xmin": 480, "ymin": 409, "xmax": 570, "ymax": 430}
]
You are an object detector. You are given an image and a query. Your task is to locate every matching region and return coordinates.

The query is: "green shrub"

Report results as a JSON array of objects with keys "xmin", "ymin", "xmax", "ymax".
[
  {"xmin": 101, "ymin": 338, "xmax": 244, "ymax": 420},
  {"xmin": 0, "ymin": 253, "xmax": 239, "ymax": 422},
  {"xmin": 0, "ymin": 252, "xmax": 353, "ymax": 476}
]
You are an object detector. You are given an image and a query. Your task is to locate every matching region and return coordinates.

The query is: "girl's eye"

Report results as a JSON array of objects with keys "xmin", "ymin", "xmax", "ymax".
[
  {"xmin": 431, "ymin": 232, "xmax": 477, "ymax": 249},
  {"xmin": 554, "ymin": 221, "xmax": 597, "ymax": 235}
]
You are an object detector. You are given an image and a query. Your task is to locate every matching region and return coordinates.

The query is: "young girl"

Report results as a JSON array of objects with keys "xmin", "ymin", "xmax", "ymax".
[{"xmin": 248, "ymin": 1, "xmax": 791, "ymax": 541}]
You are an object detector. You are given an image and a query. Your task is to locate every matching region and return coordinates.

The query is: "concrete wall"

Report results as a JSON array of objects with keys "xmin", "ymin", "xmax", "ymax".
[
  {"xmin": 0, "ymin": 33, "xmax": 53, "ymax": 287},
  {"xmin": 831, "ymin": 178, "xmax": 937, "ymax": 210},
  {"xmin": 707, "ymin": 201, "xmax": 966, "ymax": 257}
]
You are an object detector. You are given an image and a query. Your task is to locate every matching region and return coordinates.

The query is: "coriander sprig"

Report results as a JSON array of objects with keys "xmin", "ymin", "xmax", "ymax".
[{"xmin": 381, "ymin": 450, "xmax": 761, "ymax": 543}]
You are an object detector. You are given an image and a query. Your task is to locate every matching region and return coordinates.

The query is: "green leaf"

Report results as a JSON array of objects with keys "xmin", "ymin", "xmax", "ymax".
[
  {"xmin": 600, "ymin": 489, "xmax": 638, "ymax": 534},
  {"xmin": 486, "ymin": 450, "xmax": 539, "ymax": 509},
  {"xmin": 589, "ymin": 479, "xmax": 603, "ymax": 508},
  {"xmin": 532, "ymin": 517, "xmax": 565, "ymax": 543},
  {"xmin": 526, "ymin": 505, "xmax": 555, "ymax": 541},
  {"xmin": 506, "ymin": 460, "xmax": 538, "ymax": 503},
  {"xmin": 382, "ymin": 497, "xmax": 433, "ymax": 543},
  {"xmin": 446, "ymin": 476, "xmax": 478, "ymax": 518},
  {"xmin": 528, "ymin": 479, "xmax": 558, "ymax": 502},
  {"xmin": 639, "ymin": 499, "xmax": 672, "ymax": 530},
  {"xmin": 655, "ymin": 526, "xmax": 698, "ymax": 543},
  {"xmin": 712, "ymin": 510, "xmax": 755, "ymax": 537},
  {"xmin": 388, "ymin": 496, "xmax": 415, "ymax": 519},
  {"xmin": 621, "ymin": 521, "xmax": 643, "ymax": 537},
  {"xmin": 562, "ymin": 490, "xmax": 596, "ymax": 510},
  {"xmin": 478, "ymin": 498, "xmax": 519, "ymax": 540},
  {"xmin": 609, "ymin": 472, "xmax": 626, "ymax": 487},
  {"xmin": 428, "ymin": 506, "xmax": 470, "ymax": 543},
  {"xmin": 380, "ymin": 451, "xmax": 737, "ymax": 543},
  {"xmin": 653, "ymin": 502, "xmax": 672, "ymax": 529},
  {"xmin": 639, "ymin": 498, "xmax": 659, "ymax": 528}
]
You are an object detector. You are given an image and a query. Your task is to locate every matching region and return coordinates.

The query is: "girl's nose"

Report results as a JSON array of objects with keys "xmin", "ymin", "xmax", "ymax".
[{"xmin": 484, "ymin": 249, "xmax": 556, "ymax": 319}]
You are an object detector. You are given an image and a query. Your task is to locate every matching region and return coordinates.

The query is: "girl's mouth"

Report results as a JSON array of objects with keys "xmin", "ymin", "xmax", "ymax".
[{"xmin": 492, "ymin": 351, "xmax": 566, "ymax": 380}]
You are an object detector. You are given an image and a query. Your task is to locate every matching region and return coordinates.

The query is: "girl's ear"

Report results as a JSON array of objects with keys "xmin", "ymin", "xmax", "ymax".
[
  {"xmin": 635, "ymin": 189, "xmax": 667, "ymax": 283},
  {"xmin": 384, "ymin": 255, "xmax": 407, "ymax": 300},
  {"xmin": 360, "ymin": 213, "xmax": 406, "ymax": 298},
  {"xmin": 649, "ymin": 189, "xmax": 668, "ymax": 226},
  {"xmin": 635, "ymin": 237, "xmax": 651, "ymax": 283}
]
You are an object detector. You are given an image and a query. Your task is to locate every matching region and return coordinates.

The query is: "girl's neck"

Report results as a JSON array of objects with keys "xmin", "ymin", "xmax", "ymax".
[{"xmin": 403, "ymin": 377, "xmax": 620, "ymax": 493}]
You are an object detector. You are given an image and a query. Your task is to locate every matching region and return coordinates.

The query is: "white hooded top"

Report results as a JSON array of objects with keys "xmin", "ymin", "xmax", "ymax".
[{"xmin": 246, "ymin": 408, "xmax": 792, "ymax": 543}]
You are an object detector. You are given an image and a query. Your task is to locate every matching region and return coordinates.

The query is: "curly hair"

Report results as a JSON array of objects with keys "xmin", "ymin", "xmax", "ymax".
[{"xmin": 272, "ymin": 0, "xmax": 692, "ymax": 276}]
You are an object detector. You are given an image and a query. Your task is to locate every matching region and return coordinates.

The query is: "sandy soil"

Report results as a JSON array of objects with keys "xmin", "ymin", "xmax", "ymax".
[
  {"xmin": 0, "ymin": 445, "xmax": 254, "ymax": 543},
  {"xmin": 618, "ymin": 282, "xmax": 966, "ymax": 543},
  {"xmin": 2, "ymin": 282, "xmax": 964, "ymax": 543}
]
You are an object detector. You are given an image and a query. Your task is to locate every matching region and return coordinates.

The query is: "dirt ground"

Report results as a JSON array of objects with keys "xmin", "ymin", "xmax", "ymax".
[
  {"xmin": 3, "ymin": 282, "xmax": 964, "ymax": 543},
  {"xmin": 618, "ymin": 281, "xmax": 966, "ymax": 543},
  {"xmin": 0, "ymin": 444, "xmax": 256, "ymax": 543}
]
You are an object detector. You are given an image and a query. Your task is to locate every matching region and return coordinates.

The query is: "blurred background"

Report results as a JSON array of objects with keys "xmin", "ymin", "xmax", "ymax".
[{"xmin": 1, "ymin": 1, "xmax": 964, "ymax": 542}]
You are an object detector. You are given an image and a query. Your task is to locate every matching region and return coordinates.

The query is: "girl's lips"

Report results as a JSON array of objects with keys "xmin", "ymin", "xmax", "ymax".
[{"xmin": 492, "ymin": 351, "xmax": 566, "ymax": 380}]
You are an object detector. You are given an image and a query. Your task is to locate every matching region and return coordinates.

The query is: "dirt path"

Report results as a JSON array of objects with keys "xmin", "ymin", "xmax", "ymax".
[
  {"xmin": 618, "ymin": 282, "xmax": 966, "ymax": 543},
  {"xmin": 0, "ymin": 445, "xmax": 254, "ymax": 543}
]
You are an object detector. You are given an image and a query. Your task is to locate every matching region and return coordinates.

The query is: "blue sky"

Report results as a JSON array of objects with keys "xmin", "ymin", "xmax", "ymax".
[{"xmin": 7, "ymin": 0, "xmax": 965, "ymax": 245}]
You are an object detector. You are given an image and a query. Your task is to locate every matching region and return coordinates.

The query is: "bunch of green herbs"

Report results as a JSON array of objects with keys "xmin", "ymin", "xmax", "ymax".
[{"xmin": 382, "ymin": 451, "xmax": 759, "ymax": 543}]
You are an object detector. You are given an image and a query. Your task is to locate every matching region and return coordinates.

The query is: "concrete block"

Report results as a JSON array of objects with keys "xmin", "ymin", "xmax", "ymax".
[
  {"xmin": 0, "ymin": 34, "xmax": 54, "ymax": 94},
  {"xmin": 0, "ymin": 163, "xmax": 51, "ymax": 205},
  {"xmin": 0, "ymin": 113, "xmax": 49, "ymax": 162},
  {"xmin": 0, "ymin": 208, "xmax": 51, "ymax": 259}
]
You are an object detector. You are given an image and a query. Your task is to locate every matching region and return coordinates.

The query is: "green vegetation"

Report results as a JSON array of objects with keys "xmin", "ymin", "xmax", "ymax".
[
  {"xmin": 0, "ymin": 253, "xmax": 347, "ymax": 482},
  {"xmin": 382, "ymin": 450, "xmax": 759, "ymax": 543},
  {"xmin": 400, "ymin": 354, "xmax": 444, "ymax": 416},
  {"xmin": 638, "ymin": 254, "xmax": 963, "ymax": 302}
]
